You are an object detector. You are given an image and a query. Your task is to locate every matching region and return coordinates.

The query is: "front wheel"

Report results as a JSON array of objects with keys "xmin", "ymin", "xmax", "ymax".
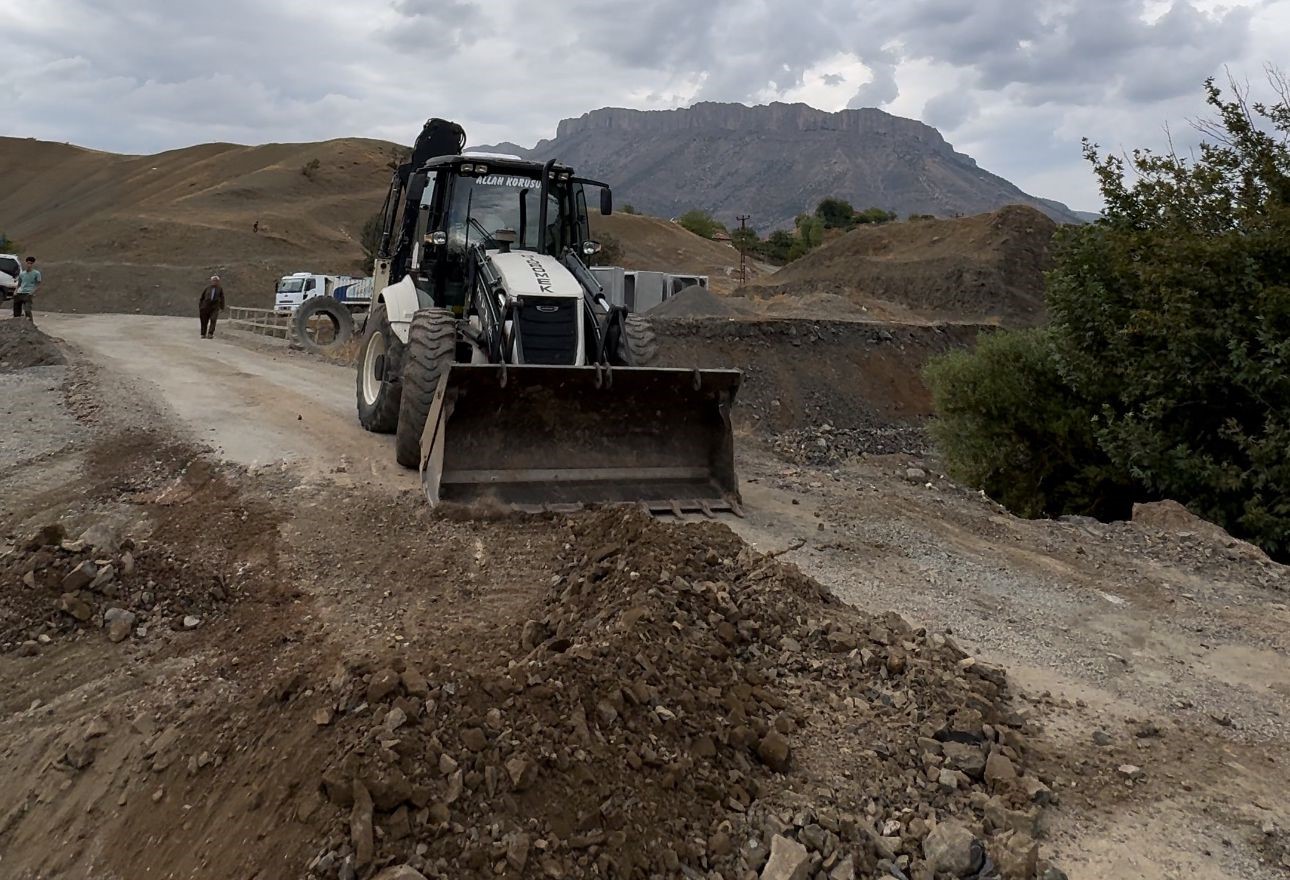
[
  {"xmin": 355, "ymin": 303, "xmax": 403, "ymax": 434},
  {"xmin": 395, "ymin": 308, "xmax": 458, "ymax": 469}
]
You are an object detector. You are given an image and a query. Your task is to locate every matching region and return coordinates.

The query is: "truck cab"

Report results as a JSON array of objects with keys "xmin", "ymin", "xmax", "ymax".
[{"xmin": 275, "ymin": 272, "xmax": 330, "ymax": 313}]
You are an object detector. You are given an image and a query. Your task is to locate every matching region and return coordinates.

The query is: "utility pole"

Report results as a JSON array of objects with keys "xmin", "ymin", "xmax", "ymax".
[{"xmin": 736, "ymin": 214, "xmax": 751, "ymax": 287}]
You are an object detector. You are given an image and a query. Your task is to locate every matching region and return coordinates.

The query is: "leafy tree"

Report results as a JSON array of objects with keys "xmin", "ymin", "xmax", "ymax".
[
  {"xmin": 589, "ymin": 233, "xmax": 623, "ymax": 267},
  {"xmin": 855, "ymin": 207, "xmax": 897, "ymax": 225},
  {"xmin": 926, "ymin": 72, "xmax": 1290, "ymax": 558},
  {"xmin": 622, "ymin": 204, "xmax": 640, "ymax": 215},
  {"xmin": 759, "ymin": 229, "xmax": 797, "ymax": 264},
  {"xmin": 815, "ymin": 197, "xmax": 856, "ymax": 229},
  {"xmin": 360, "ymin": 212, "xmax": 383, "ymax": 273},
  {"xmin": 788, "ymin": 214, "xmax": 825, "ymax": 260},
  {"xmin": 677, "ymin": 209, "xmax": 726, "ymax": 239},
  {"xmin": 730, "ymin": 226, "xmax": 759, "ymax": 253},
  {"xmin": 301, "ymin": 157, "xmax": 322, "ymax": 179}
]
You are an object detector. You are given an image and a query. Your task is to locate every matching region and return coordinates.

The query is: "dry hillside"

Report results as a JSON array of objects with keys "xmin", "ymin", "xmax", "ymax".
[
  {"xmin": 1, "ymin": 136, "xmax": 400, "ymax": 314},
  {"xmin": 0, "ymin": 137, "xmax": 760, "ymax": 313},
  {"xmin": 752, "ymin": 206, "xmax": 1058, "ymax": 325}
]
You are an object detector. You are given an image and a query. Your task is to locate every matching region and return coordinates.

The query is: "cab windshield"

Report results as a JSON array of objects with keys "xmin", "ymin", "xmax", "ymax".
[
  {"xmin": 0, "ymin": 257, "xmax": 19, "ymax": 277},
  {"xmin": 448, "ymin": 174, "xmax": 566, "ymax": 255},
  {"xmin": 277, "ymin": 278, "xmax": 305, "ymax": 293}
]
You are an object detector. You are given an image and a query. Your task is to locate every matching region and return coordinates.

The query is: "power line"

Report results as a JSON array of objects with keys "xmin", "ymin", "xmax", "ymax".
[{"xmin": 736, "ymin": 214, "xmax": 751, "ymax": 287}]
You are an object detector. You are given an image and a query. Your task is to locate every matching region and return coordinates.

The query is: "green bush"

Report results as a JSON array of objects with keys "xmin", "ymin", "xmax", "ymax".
[
  {"xmin": 677, "ymin": 210, "xmax": 726, "ymax": 239},
  {"xmin": 926, "ymin": 329, "xmax": 1133, "ymax": 519},
  {"xmin": 301, "ymin": 157, "xmax": 321, "ymax": 179},
  {"xmin": 926, "ymin": 74, "xmax": 1290, "ymax": 558},
  {"xmin": 815, "ymin": 197, "xmax": 856, "ymax": 229}
]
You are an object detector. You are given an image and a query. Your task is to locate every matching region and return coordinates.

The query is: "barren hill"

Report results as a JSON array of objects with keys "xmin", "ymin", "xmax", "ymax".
[
  {"xmin": 751, "ymin": 205, "xmax": 1058, "ymax": 325},
  {"xmin": 480, "ymin": 103, "xmax": 1086, "ymax": 229},
  {"xmin": 0, "ymin": 137, "xmax": 762, "ymax": 312}
]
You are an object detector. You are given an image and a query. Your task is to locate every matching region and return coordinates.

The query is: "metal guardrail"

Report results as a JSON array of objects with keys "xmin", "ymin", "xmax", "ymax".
[{"xmin": 227, "ymin": 306, "xmax": 292, "ymax": 339}]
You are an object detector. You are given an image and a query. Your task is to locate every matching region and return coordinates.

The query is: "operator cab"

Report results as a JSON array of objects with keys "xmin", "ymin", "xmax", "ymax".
[{"xmin": 393, "ymin": 155, "xmax": 610, "ymax": 313}]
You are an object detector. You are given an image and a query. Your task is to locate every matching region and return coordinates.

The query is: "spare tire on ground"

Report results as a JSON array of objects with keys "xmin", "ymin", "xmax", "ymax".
[{"xmin": 293, "ymin": 296, "xmax": 355, "ymax": 353}]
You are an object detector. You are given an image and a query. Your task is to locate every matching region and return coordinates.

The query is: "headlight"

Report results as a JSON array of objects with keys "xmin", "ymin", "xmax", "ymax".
[
  {"xmin": 582, "ymin": 240, "xmax": 602, "ymax": 256},
  {"xmin": 460, "ymin": 163, "xmax": 475, "ymax": 173}
]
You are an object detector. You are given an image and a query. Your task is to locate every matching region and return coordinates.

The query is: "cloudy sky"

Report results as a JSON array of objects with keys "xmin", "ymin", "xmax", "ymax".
[{"xmin": 5, "ymin": 0, "xmax": 1286, "ymax": 210}]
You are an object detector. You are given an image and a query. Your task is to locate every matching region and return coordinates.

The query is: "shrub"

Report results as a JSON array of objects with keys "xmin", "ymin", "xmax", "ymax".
[
  {"xmin": 925, "ymin": 329, "xmax": 1133, "ymax": 520},
  {"xmin": 677, "ymin": 210, "xmax": 726, "ymax": 239},
  {"xmin": 301, "ymin": 158, "xmax": 321, "ymax": 179}
]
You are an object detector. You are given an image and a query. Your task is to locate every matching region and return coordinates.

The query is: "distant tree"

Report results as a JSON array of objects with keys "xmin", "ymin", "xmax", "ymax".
[
  {"xmin": 855, "ymin": 207, "xmax": 897, "ymax": 225},
  {"xmin": 788, "ymin": 214, "xmax": 825, "ymax": 260},
  {"xmin": 759, "ymin": 229, "xmax": 797, "ymax": 264},
  {"xmin": 907, "ymin": 213, "xmax": 937, "ymax": 221},
  {"xmin": 622, "ymin": 203, "xmax": 640, "ymax": 215},
  {"xmin": 301, "ymin": 158, "xmax": 322, "ymax": 180},
  {"xmin": 360, "ymin": 212, "xmax": 383, "ymax": 273},
  {"xmin": 589, "ymin": 233, "xmax": 624, "ymax": 267},
  {"xmin": 730, "ymin": 226, "xmax": 759, "ymax": 253},
  {"xmin": 815, "ymin": 197, "xmax": 857, "ymax": 229},
  {"xmin": 677, "ymin": 209, "xmax": 726, "ymax": 239}
]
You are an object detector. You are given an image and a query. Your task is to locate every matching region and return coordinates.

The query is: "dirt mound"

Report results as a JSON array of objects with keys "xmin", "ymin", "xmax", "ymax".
[
  {"xmin": 756, "ymin": 206, "xmax": 1058, "ymax": 325},
  {"xmin": 299, "ymin": 507, "xmax": 1054, "ymax": 878},
  {"xmin": 0, "ymin": 319, "xmax": 66, "ymax": 369},
  {"xmin": 650, "ymin": 284, "xmax": 755, "ymax": 319},
  {"xmin": 655, "ymin": 318, "xmax": 980, "ymax": 450}
]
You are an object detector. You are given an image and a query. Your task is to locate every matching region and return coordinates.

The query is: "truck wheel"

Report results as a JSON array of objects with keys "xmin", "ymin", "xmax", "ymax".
[
  {"xmin": 356, "ymin": 303, "xmax": 403, "ymax": 434},
  {"xmin": 294, "ymin": 295, "xmax": 355, "ymax": 353},
  {"xmin": 395, "ymin": 308, "xmax": 458, "ymax": 469},
  {"xmin": 619, "ymin": 313, "xmax": 659, "ymax": 366}
]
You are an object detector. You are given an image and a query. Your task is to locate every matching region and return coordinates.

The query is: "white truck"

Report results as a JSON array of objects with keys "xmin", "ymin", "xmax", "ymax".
[
  {"xmin": 0, "ymin": 254, "xmax": 21, "ymax": 302},
  {"xmin": 274, "ymin": 272, "xmax": 373, "ymax": 313}
]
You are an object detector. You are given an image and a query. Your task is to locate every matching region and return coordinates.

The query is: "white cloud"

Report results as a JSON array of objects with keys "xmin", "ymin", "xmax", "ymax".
[{"xmin": 2, "ymin": 0, "xmax": 1284, "ymax": 210}]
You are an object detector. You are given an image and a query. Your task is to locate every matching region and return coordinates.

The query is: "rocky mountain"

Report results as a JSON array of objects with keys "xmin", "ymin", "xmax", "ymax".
[{"xmin": 476, "ymin": 103, "xmax": 1085, "ymax": 230}]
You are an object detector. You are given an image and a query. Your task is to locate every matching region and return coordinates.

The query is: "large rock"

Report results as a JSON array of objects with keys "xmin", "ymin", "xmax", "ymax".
[
  {"xmin": 922, "ymin": 821, "xmax": 981, "ymax": 878},
  {"xmin": 757, "ymin": 730, "xmax": 792, "ymax": 772},
  {"xmin": 942, "ymin": 741, "xmax": 986, "ymax": 780},
  {"xmin": 760, "ymin": 834, "xmax": 810, "ymax": 880},
  {"xmin": 992, "ymin": 831, "xmax": 1040, "ymax": 880},
  {"xmin": 350, "ymin": 780, "xmax": 374, "ymax": 868},
  {"xmin": 58, "ymin": 593, "xmax": 94, "ymax": 622},
  {"xmin": 985, "ymin": 750, "xmax": 1018, "ymax": 789},
  {"xmin": 61, "ymin": 561, "xmax": 98, "ymax": 592}
]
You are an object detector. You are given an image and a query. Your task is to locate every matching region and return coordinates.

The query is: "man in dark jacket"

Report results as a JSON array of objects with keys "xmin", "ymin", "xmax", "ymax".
[{"xmin": 199, "ymin": 275, "xmax": 225, "ymax": 338}]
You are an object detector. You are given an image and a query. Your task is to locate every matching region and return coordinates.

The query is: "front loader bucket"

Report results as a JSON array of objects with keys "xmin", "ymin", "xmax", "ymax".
[{"xmin": 419, "ymin": 364, "xmax": 742, "ymax": 514}]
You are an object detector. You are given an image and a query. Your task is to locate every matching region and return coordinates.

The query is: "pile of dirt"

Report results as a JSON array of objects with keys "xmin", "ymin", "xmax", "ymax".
[
  {"xmin": 755, "ymin": 206, "xmax": 1058, "ymax": 326},
  {"xmin": 298, "ymin": 508, "xmax": 1062, "ymax": 879},
  {"xmin": 654, "ymin": 317, "xmax": 980, "ymax": 439},
  {"xmin": 650, "ymin": 284, "xmax": 756, "ymax": 319},
  {"xmin": 0, "ymin": 319, "xmax": 66, "ymax": 369}
]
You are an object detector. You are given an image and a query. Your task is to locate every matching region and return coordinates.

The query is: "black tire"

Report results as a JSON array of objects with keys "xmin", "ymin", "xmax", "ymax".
[
  {"xmin": 620, "ymin": 313, "xmax": 659, "ymax": 366},
  {"xmin": 294, "ymin": 295, "xmax": 355, "ymax": 353},
  {"xmin": 356, "ymin": 303, "xmax": 403, "ymax": 434},
  {"xmin": 395, "ymin": 308, "xmax": 458, "ymax": 469}
]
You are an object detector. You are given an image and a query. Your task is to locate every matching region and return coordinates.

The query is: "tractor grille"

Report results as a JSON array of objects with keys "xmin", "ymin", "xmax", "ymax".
[{"xmin": 517, "ymin": 299, "xmax": 578, "ymax": 365}]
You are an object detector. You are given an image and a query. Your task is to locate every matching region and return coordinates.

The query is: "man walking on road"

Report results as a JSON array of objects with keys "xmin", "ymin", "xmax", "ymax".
[
  {"xmin": 199, "ymin": 275, "xmax": 225, "ymax": 338},
  {"xmin": 13, "ymin": 257, "xmax": 41, "ymax": 319}
]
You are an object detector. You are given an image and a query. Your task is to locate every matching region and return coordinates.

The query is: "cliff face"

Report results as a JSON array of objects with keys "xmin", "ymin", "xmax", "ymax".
[{"xmin": 479, "ymin": 103, "xmax": 1083, "ymax": 230}]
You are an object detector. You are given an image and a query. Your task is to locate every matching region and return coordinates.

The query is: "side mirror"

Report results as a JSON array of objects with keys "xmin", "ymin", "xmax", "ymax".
[
  {"xmin": 582, "ymin": 240, "xmax": 602, "ymax": 256},
  {"xmin": 599, "ymin": 188, "xmax": 613, "ymax": 216}
]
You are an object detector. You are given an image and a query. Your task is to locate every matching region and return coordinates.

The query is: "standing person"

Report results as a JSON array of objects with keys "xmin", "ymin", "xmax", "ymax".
[
  {"xmin": 198, "ymin": 275, "xmax": 225, "ymax": 338},
  {"xmin": 13, "ymin": 256, "xmax": 41, "ymax": 319}
]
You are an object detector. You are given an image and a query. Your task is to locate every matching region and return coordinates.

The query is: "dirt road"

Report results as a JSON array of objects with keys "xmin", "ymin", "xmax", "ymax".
[
  {"xmin": 40, "ymin": 314, "xmax": 413, "ymax": 489},
  {"xmin": 2, "ymin": 314, "xmax": 1288, "ymax": 880}
]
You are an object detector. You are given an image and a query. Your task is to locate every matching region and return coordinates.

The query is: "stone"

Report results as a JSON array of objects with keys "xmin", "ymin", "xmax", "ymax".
[
  {"xmin": 439, "ymin": 753, "xmax": 459, "ymax": 776},
  {"xmin": 507, "ymin": 832, "xmax": 531, "ymax": 871},
  {"xmin": 119, "ymin": 551, "xmax": 135, "ymax": 576},
  {"xmin": 401, "ymin": 666, "xmax": 430, "ymax": 698},
  {"xmin": 521, "ymin": 619, "xmax": 547, "ymax": 650},
  {"xmin": 984, "ymin": 796, "xmax": 1039, "ymax": 837},
  {"xmin": 65, "ymin": 741, "xmax": 95, "ymax": 769},
  {"xmin": 922, "ymin": 821, "xmax": 980, "ymax": 877},
  {"xmin": 351, "ymin": 780, "xmax": 375, "ymax": 868},
  {"xmin": 17, "ymin": 641, "xmax": 39, "ymax": 656},
  {"xmin": 828, "ymin": 856, "xmax": 855, "ymax": 880},
  {"xmin": 61, "ymin": 561, "xmax": 99, "ymax": 592},
  {"xmin": 105, "ymin": 608, "xmax": 137, "ymax": 643},
  {"xmin": 993, "ymin": 832, "xmax": 1039, "ymax": 880},
  {"xmin": 89, "ymin": 564, "xmax": 117, "ymax": 592},
  {"xmin": 905, "ymin": 468, "xmax": 928, "ymax": 481},
  {"xmin": 757, "ymin": 730, "xmax": 792, "ymax": 772},
  {"xmin": 58, "ymin": 593, "xmax": 94, "ymax": 622},
  {"xmin": 461, "ymin": 727, "xmax": 488, "ymax": 752},
  {"xmin": 385, "ymin": 806, "xmax": 412, "ymax": 841},
  {"xmin": 313, "ymin": 707, "xmax": 334, "ymax": 726},
  {"xmin": 22, "ymin": 571, "xmax": 37, "ymax": 589},
  {"xmin": 372, "ymin": 867, "xmax": 429, "ymax": 880},
  {"xmin": 938, "ymin": 768, "xmax": 964, "ymax": 791},
  {"xmin": 1040, "ymin": 868, "xmax": 1070, "ymax": 880},
  {"xmin": 79, "ymin": 523, "xmax": 122, "ymax": 554},
  {"xmin": 984, "ymin": 750, "xmax": 1018, "ymax": 788},
  {"xmin": 384, "ymin": 707, "xmax": 408, "ymax": 731},
  {"xmin": 1092, "ymin": 730, "xmax": 1113, "ymax": 747},
  {"xmin": 760, "ymin": 834, "xmax": 810, "ymax": 880},
  {"xmin": 708, "ymin": 832, "xmax": 733, "ymax": 857},
  {"xmin": 1117, "ymin": 764, "xmax": 1144, "ymax": 781},
  {"xmin": 505, "ymin": 755, "xmax": 538, "ymax": 791},
  {"xmin": 367, "ymin": 668, "xmax": 401, "ymax": 704},
  {"xmin": 941, "ymin": 742, "xmax": 986, "ymax": 780},
  {"xmin": 182, "ymin": 616, "xmax": 201, "ymax": 630},
  {"xmin": 1021, "ymin": 775, "xmax": 1053, "ymax": 804}
]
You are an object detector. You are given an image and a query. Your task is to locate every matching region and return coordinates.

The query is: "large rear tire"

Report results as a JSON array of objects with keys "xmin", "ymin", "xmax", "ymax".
[
  {"xmin": 621, "ymin": 313, "xmax": 659, "ymax": 366},
  {"xmin": 294, "ymin": 295, "xmax": 354, "ymax": 353},
  {"xmin": 395, "ymin": 308, "xmax": 458, "ymax": 469},
  {"xmin": 356, "ymin": 303, "xmax": 403, "ymax": 434}
]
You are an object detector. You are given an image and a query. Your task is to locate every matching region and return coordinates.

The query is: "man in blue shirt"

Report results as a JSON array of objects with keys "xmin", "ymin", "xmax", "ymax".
[{"xmin": 13, "ymin": 256, "xmax": 41, "ymax": 319}]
